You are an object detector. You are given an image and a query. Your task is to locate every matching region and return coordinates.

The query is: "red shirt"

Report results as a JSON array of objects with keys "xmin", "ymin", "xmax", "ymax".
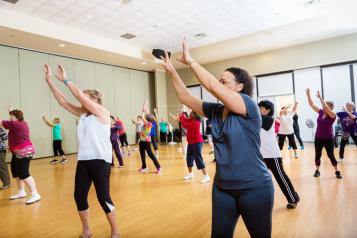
[
  {"xmin": 2, "ymin": 120, "xmax": 31, "ymax": 152},
  {"xmin": 179, "ymin": 114, "xmax": 203, "ymax": 144},
  {"xmin": 115, "ymin": 119, "xmax": 126, "ymax": 136}
]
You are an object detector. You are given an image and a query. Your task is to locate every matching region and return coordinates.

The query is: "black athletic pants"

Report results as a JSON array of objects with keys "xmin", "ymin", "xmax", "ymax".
[
  {"xmin": 139, "ymin": 141, "xmax": 160, "ymax": 169},
  {"xmin": 339, "ymin": 133, "xmax": 357, "ymax": 159},
  {"xmin": 151, "ymin": 135, "xmax": 158, "ymax": 151},
  {"xmin": 74, "ymin": 160, "xmax": 114, "ymax": 214},
  {"xmin": 53, "ymin": 140, "xmax": 65, "ymax": 156},
  {"xmin": 119, "ymin": 133, "xmax": 129, "ymax": 147},
  {"xmin": 264, "ymin": 158, "xmax": 299, "ymax": 203},
  {"xmin": 211, "ymin": 181, "xmax": 274, "ymax": 238},
  {"xmin": 293, "ymin": 126, "xmax": 304, "ymax": 147},
  {"xmin": 314, "ymin": 138, "xmax": 337, "ymax": 166},
  {"xmin": 278, "ymin": 134, "xmax": 297, "ymax": 150}
]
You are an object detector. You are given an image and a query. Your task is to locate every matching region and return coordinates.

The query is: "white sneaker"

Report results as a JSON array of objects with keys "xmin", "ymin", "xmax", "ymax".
[
  {"xmin": 294, "ymin": 154, "xmax": 299, "ymax": 158},
  {"xmin": 200, "ymin": 175, "xmax": 211, "ymax": 183},
  {"xmin": 155, "ymin": 152, "xmax": 159, "ymax": 158},
  {"xmin": 183, "ymin": 173, "xmax": 194, "ymax": 180},
  {"xmin": 25, "ymin": 193, "xmax": 41, "ymax": 204},
  {"xmin": 138, "ymin": 168, "xmax": 149, "ymax": 173},
  {"xmin": 9, "ymin": 191, "xmax": 27, "ymax": 200}
]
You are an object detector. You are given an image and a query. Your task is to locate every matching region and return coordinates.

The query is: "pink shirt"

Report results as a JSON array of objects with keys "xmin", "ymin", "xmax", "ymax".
[{"xmin": 2, "ymin": 120, "xmax": 31, "ymax": 152}]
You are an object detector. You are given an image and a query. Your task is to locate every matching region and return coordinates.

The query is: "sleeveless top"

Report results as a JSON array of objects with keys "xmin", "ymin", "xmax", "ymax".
[{"xmin": 77, "ymin": 113, "xmax": 112, "ymax": 163}]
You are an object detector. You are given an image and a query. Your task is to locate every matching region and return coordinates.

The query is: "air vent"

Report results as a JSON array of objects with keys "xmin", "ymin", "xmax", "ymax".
[
  {"xmin": 121, "ymin": 0, "xmax": 133, "ymax": 5},
  {"xmin": 120, "ymin": 33, "xmax": 136, "ymax": 39},
  {"xmin": 1, "ymin": 0, "xmax": 19, "ymax": 3},
  {"xmin": 193, "ymin": 33, "xmax": 207, "ymax": 39}
]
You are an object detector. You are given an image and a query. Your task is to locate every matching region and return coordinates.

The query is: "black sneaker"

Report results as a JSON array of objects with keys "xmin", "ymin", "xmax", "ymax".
[
  {"xmin": 50, "ymin": 159, "xmax": 58, "ymax": 164},
  {"xmin": 287, "ymin": 202, "xmax": 297, "ymax": 209},
  {"xmin": 59, "ymin": 159, "xmax": 67, "ymax": 164},
  {"xmin": 335, "ymin": 171, "xmax": 342, "ymax": 179},
  {"xmin": 314, "ymin": 170, "xmax": 320, "ymax": 177}
]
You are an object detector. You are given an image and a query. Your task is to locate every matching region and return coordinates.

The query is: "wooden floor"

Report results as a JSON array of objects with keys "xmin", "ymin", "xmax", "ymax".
[{"xmin": 0, "ymin": 143, "xmax": 357, "ymax": 238}]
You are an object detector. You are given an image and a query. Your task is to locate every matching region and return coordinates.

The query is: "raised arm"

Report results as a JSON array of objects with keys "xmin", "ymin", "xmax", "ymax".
[
  {"xmin": 42, "ymin": 116, "xmax": 55, "ymax": 127},
  {"xmin": 131, "ymin": 119, "xmax": 139, "ymax": 125},
  {"xmin": 316, "ymin": 90, "xmax": 336, "ymax": 118},
  {"xmin": 176, "ymin": 38, "xmax": 246, "ymax": 115},
  {"xmin": 54, "ymin": 65, "xmax": 109, "ymax": 123},
  {"xmin": 44, "ymin": 64, "xmax": 83, "ymax": 117},
  {"xmin": 343, "ymin": 106, "xmax": 357, "ymax": 120},
  {"xmin": 160, "ymin": 52, "xmax": 204, "ymax": 116},
  {"xmin": 305, "ymin": 88, "xmax": 319, "ymax": 113},
  {"xmin": 291, "ymin": 102, "xmax": 298, "ymax": 114}
]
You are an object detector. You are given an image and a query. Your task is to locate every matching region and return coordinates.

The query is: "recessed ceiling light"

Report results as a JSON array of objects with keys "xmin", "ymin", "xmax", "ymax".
[
  {"xmin": 86, "ymin": 14, "xmax": 92, "ymax": 18},
  {"xmin": 274, "ymin": 12, "xmax": 281, "ymax": 16},
  {"xmin": 59, "ymin": 43, "xmax": 66, "ymax": 47},
  {"xmin": 168, "ymin": 43, "xmax": 173, "ymax": 47},
  {"xmin": 120, "ymin": 33, "xmax": 136, "ymax": 39},
  {"xmin": 193, "ymin": 33, "xmax": 207, "ymax": 39},
  {"xmin": 141, "ymin": 62, "xmax": 147, "ymax": 65},
  {"xmin": 303, "ymin": 0, "xmax": 321, "ymax": 7}
]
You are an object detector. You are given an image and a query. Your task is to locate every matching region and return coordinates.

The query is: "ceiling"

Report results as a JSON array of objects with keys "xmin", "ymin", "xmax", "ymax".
[{"xmin": 0, "ymin": 0, "xmax": 357, "ymax": 71}]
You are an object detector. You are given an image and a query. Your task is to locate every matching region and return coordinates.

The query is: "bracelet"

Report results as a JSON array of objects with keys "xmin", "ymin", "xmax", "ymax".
[{"xmin": 63, "ymin": 79, "xmax": 71, "ymax": 85}]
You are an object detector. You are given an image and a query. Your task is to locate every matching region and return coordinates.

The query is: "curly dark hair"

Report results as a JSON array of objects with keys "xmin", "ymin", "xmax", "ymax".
[
  {"xmin": 225, "ymin": 67, "xmax": 253, "ymax": 97},
  {"xmin": 258, "ymin": 100, "xmax": 275, "ymax": 116}
]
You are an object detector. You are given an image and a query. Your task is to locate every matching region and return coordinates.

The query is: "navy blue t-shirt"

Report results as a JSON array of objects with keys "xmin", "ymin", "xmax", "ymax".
[
  {"xmin": 150, "ymin": 121, "xmax": 157, "ymax": 136},
  {"xmin": 203, "ymin": 94, "xmax": 272, "ymax": 190}
]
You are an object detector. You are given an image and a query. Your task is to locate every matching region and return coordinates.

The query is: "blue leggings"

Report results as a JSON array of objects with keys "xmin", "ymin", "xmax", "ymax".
[
  {"xmin": 212, "ymin": 181, "xmax": 274, "ymax": 238},
  {"xmin": 186, "ymin": 143, "xmax": 205, "ymax": 170}
]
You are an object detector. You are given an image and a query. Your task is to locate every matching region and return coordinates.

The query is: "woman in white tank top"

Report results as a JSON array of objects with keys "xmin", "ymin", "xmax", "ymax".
[{"xmin": 43, "ymin": 64, "xmax": 119, "ymax": 238}]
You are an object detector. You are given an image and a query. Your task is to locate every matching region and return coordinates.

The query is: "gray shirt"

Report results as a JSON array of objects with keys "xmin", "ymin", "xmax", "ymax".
[{"xmin": 203, "ymin": 94, "xmax": 272, "ymax": 190}]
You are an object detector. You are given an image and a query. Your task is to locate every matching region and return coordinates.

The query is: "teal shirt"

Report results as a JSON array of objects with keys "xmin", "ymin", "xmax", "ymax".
[
  {"xmin": 52, "ymin": 124, "xmax": 62, "ymax": 141},
  {"xmin": 159, "ymin": 122, "xmax": 168, "ymax": 133}
]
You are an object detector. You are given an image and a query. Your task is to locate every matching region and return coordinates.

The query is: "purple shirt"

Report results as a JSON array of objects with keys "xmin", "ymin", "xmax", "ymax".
[
  {"xmin": 315, "ymin": 110, "xmax": 336, "ymax": 139},
  {"xmin": 336, "ymin": 111, "xmax": 357, "ymax": 134}
]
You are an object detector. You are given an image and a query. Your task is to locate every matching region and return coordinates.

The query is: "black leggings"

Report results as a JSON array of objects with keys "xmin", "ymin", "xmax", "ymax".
[
  {"xmin": 212, "ymin": 181, "xmax": 274, "ymax": 238},
  {"xmin": 160, "ymin": 132, "xmax": 167, "ymax": 143},
  {"xmin": 278, "ymin": 134, "xmax": 297, "ymax": 150},
  {"xmin": 264, "ymin": 158, "xmax": 299, "ymax": 203},
  {"xmin": 339, "ymin": 133, "xmax": 357, "ymax": 159},
  {"xmin": 151, "ymin": 135, "xmax": 158, "ymax": 151},
  {"xmin": 74, "ymin": 160, "xmax": 114, "ymax": 214},
  {"xmin": 139, "ymin": 141, "xmax": 160, "ymax": 169},
  {"xmin": 119, "ymin": 133, "xmax": 129, "ymax": 147},
  {"xmin": 293, "ymin": 127, "xmax": 304, "ymax": 147},
  {"xmin": 314, "ymin": 138, "xmax": 337, "ymax": 166},
  {"xmin": 53, "ymin": 140, "xmax": 65, "ymax": 156},
  {"xmin": 10, "ymin": 154, "xmax": 31, "ymax": 180}
]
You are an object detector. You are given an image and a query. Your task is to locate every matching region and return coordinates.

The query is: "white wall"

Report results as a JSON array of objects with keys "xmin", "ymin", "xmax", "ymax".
[{"xmin": 294, "ymin": 67, "xmax": 322, "ymax": 142}]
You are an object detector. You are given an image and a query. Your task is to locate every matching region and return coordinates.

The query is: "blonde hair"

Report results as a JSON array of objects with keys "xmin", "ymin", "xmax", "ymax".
[
  {"xmin": 346, "ymin": 102, "xmax": 355, "ymax": 110},
  {"xmin": 53, "ymin": 117, "xmax": 61, "ymax": 123},
  {"xmin": 83, "ymin": 89, "xmax": 104, "ymax": 105}
]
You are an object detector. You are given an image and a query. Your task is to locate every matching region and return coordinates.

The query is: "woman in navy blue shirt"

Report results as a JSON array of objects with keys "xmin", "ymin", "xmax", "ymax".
[{"xmin": 160, "ymin": 39, "xmax": 273, "ymax": 238}]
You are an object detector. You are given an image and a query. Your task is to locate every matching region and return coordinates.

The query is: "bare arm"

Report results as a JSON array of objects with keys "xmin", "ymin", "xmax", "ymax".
[
  {"xmin": 160, "ymin": 54, "xmax": 204, "ymax": 116},
  {"xmin": 131, "ymin": 119, "xmax": 139, "ymax": 125},
  {"xmin": 44, "ymin": 64, "xmax": 83, "ymax": 117},
  {"xmin": 54, "ymin": 65, "xmax": 109, "ymax": 123},
  {"xmin": 291, "ymin": 102, "xmax": 298, "ymax": 114},
  {"xmin": 42, "ymin": 116, "xmax": 55, "ymax": 127},
  {"xmin": 305, "ymin": 88, "xmax": 319, "ymax": 113},
  {"xmin": 175, "ymin": 38, "xmax": 247, "ymax": 115},
  {"xmin": 316, "ymin": 91, "xmax": 336, "ymax": 118},
  {"xmin": 343, "ymin": 106, "xmax": 357, "ymax": 120}
]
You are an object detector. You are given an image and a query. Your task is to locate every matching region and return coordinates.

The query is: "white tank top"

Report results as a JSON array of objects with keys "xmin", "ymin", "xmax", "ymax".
[
  {"xmin": 77, "ymin": 113, "xmax": 112, "ymax": 163},
  {"xmin": 260, "ymin": 119, "xmax": 282, "ymax": 158}
]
